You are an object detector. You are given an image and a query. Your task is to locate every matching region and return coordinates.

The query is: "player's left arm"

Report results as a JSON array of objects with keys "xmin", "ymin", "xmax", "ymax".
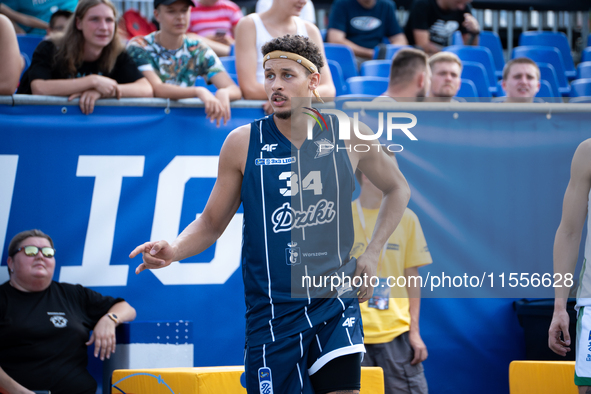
[
  {"xmin": 406, "ymin": 266, "xmax": 427, "ymax": 365},
  {"xmin": 350, "ymin": 123, "xmax": 410, "ymax": 302}
]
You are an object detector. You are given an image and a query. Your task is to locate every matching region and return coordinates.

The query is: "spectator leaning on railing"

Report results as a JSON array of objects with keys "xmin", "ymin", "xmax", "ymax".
[
  {"xmin": 17, "ymin": 0, "xmax": 153, "ymax": 115},
  {"xmin": 127, "ymin": 0, "xmax": 241, "ymax": 126}
]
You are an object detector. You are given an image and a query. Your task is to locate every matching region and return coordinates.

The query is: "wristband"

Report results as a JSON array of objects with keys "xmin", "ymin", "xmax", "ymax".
[{"xmin": 107, "ymin": 313, "xmax": 119, "ymax": 324}]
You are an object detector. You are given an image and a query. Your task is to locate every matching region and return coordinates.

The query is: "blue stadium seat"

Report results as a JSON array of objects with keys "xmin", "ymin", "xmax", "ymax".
[
  {"xmin": 320, "ymin": 29, "xmax": 326, "ymax": 41},
  {"xmin": 195, "ymin": 74, "xmax": 239, "ymax": 92},
  {"xmin": 452, "ymin": 30, "xmax": 463, "ymax": 46},
  {"xmin": 519, "ymin": 31, "xmax": 576, "ymax": 80},
  {"xmin": 328, "ymin": 60, "xmax": 349, "ymax": 96},
  {"xmin": 229, "ymin": 44, "xmax": 235, "ymax": 56},
  {"xmin": 346, "ymin": 76, "xmax": 388, "ymax": 96},
  {"xmin": 496, "ymin": 80, "xmax": 504, "ymax": 96},
  {"xmin": 373, "ymin": 44, "xmax": 410, "ymax": 60},
  {"xmin": 588, "ymin": 35, "xmax": 591, "ymax": 47},
  {"xmin": 512, "ymin": 46, "xmax": 570, "ymax": 96},
  {"xmin": 16, "ymin": 34, "xmax": 44, "ymax": 61},
  {"xmin": 479, "ymin": 31, "xmax": 505, "ymax": 79},
  {"xmin": 360, "ymin": 60, "xmax": 390, "ymax": 77},
  {"xmin": 578, "ymin": 62, "xmax": 591, "ymax": 79},
  {"xmin": 220, "ymin": 56, "xmax": 236, "ymax": 74},
  {"xmin": 456, "ymin": 79, "xmax": 478, "ymax": 98},
  {"xmin": 537, "ymin": 63, "xmax": 561, "ymax": 98},
  {"xmin": 324, "ymin": 43, "xmax": 358, "ymax": 81},
  {"xmin": 536, "ymin": 80, "xmax": 560, "ymax": 102},
  {"xmin": 444, "ymin": 45, "xmax": 497, "ymax": 95},
  {"xmin": 460, "ymin": 61, "xmax": 492, "ymax": 98},
  {"xmin": 583, "ymin": 48, "xmax": 591, "ymax": 63},
  {"xmin": 570, "ymin": 78, "xmax": 591, "ymax": 98}
]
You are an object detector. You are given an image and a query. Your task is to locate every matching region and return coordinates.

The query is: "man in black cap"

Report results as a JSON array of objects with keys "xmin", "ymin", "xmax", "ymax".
[{"xmin": 126, "ymin": 0, "xmax": 241, "ymax": 126}]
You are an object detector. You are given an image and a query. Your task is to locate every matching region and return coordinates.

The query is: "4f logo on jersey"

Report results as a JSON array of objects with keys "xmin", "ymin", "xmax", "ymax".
[
  {"xmin": 261, "ymin": 144, "xmax": 278, "ymax": 152},
  {"xmin": 271, "ymin": 200, "xmax": 336, "ymax": 233},
  {"xmin": 258, "ymin": 367, "xmax": 273, "ymax": 394},
  {"xmin": 314, "ymin": 138, "xmax": 334, "ymax": 159},
  {"xmin": 342, "ymin": 317, "xmax": 356, "ymax": 328},
  {"xmin": 285, "ymin": 241, "xmax": 301, "ymax": 266}
]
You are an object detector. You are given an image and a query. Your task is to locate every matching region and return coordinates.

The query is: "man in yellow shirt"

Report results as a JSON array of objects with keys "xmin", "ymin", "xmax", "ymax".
[{"xmin": 351, "ymin": 154, "xmax": 432, "ymax": 394}]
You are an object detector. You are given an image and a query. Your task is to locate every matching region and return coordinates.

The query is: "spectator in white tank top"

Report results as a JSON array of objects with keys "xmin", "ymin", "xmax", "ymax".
[{"xmin": 234, "ymin": 0, "xmax": 334, "ymax": 113}]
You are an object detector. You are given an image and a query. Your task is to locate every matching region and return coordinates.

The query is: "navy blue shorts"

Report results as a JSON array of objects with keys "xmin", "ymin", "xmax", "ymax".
[{"xmin": 244, "ymin": 298, "xmax": 365, "ymax": 394}]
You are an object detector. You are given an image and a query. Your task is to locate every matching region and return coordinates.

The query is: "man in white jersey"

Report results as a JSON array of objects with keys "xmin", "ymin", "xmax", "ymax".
[{"xmin": 549, "ymin": 138, "xmax": 591, "ymax": 392}]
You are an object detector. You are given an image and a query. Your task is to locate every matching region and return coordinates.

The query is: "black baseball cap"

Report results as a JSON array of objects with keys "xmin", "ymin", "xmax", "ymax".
[{"xmin": 154, "ymin": 0, "xmax": 194, "ymax": 8}]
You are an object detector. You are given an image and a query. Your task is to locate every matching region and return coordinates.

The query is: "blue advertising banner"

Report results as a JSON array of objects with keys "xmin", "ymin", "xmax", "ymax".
[{"xmin": 1, "ymin": 100, "xmax": 590, "ymax": 394}]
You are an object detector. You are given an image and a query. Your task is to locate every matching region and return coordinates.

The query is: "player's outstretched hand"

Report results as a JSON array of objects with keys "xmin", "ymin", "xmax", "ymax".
[
  {"xmin": 129, "ymin": 240, "xmax": 175, "ymax": 274},
  {"xmin": 354, "ymin": 250, "xmax": 379, "ymax": 303},
  {"xmin": 548, "ymin": 309, "xmax": 571, "ymax": 356}
]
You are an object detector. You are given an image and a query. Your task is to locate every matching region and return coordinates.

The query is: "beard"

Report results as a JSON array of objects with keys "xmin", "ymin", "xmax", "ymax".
[{"xmin": 275, "ymin": 109, "xmax": 292, "ymax": 119}]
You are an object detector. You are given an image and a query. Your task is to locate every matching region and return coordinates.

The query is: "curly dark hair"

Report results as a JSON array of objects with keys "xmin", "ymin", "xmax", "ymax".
[{"xmin": 261, "ymin": 35, "xmax": 324, "ymax": 73}]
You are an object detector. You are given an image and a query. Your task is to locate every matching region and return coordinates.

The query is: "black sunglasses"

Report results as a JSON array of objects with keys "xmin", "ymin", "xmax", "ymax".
[{"xmin": 14, "ymin": 245, "xmax": 56, "ymax": 258}]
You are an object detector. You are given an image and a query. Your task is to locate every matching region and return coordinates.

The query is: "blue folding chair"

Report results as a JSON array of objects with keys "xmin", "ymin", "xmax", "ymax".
[
  {"xmin": 512, "ymin": 46, "xmax": 570, "ymax": 96},
  {"xmin": 16, "ymin": 34, "xmax": 44, "ymax": 60},
  {"xmin": 452, "ymin": 30, "xmax": 463, "ymax": 46},
  {"xmin": 479, "ymin": 31, "xmax": 505, "ymax": 79},
  {"xmin": 459, "ymin": 61, "xmax": 492, "ymax": 98},
  {"xmin": 220, "ymin": 56, "xmax": 236, "ymax": 74},
  {"xmin": 537, "ymin": 63, "xmax": 561, "ymax": 98},
  {"xmin": 455, "ymin": 79, "xmax": 478, "ymax": 98},
  {"xmin": 583, "ymin": 48, "xmax": 591, "ymax": 63},
  {"xmin": 360, "ymin": 60, "xmax": 390, "ymax": 77},
  {"xmin": 570, "ymin": 78, "xmax": 591, "ymax": 98},
  {"xmin": 328, "ymin": 60, "xmax": 349, "ymax": 96},
  {"xmin": 519, "ymin": 31, "xmax": 576, "ymax": 80},
  {"xmin": 324, "ymin": 43, "xmax": 358, "ymax": 81},
  {"xmin": 346, "ymin": 76, "xmax": 388, "ymax": 96},
  {"xmin": 444, "ymin": 45, "xmax": 497, "ymax": 95},
  {"xmin": 578, "ymin": 62, "xmax": 591, "ymax": 79},
  {"xmin": 373, "ymin": 44, "xmax": 410, "ymax": 60}
]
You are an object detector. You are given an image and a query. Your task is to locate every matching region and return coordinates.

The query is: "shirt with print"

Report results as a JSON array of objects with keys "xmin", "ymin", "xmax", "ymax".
[
  {"xmin": 0, "ymin": 281, "xmax": 123, "ymax": 394},
  {"xmin": 404, "ymin": 0, "xmax": 472, "ymax": 47},
  {"xmin": 127, "ymin": 32, "xmax": 225, "ymax": 87},
  {"xmin": 17, "ymin": 40, "xmax": 144, "ymax": 95}
]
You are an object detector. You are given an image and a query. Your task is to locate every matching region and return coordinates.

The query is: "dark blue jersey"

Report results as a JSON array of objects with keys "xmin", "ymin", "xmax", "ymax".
[{"xmin": 240, "ymin": 114, "xmax": 356, "ymax": 347}]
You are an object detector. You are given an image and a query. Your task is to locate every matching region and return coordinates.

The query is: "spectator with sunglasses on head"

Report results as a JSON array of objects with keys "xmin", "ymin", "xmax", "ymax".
[{"xmin": 0, "ymin": 229, "xmax": 136, "ymax": 394}]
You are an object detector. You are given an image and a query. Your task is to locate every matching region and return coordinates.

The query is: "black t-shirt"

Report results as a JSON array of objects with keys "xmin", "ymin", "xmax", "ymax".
[
  {"xmin": 0, "ymin": 281, "xmax": 123, "ymax": 394},
  {"xmin": 404, "ymin": 0, "xmax": 472, "ymax": 47},
  {"xmin": 17, "ymin": 39, "xmax": 144, "ymax": 94}
]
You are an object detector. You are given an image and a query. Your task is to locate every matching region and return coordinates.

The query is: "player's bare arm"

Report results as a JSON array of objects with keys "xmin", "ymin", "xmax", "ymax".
[
  {"xmin": 347, "ymin": 121, "xmax": 411, "ymax": 302},
  {"xmin": 131, "ymin": 125, "xmax": 250, "ymax": 273},
  {"xmin": 549, "ymin": 139, "xmax": 591, "ymax": 356}
]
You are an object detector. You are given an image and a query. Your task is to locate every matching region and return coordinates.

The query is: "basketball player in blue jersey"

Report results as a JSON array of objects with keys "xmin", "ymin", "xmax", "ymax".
[
  {"xmin": 130, "ymin": 35, "xmax": 410, "ymax": 393},
  {"xmin": 549, "ymin": 138, "xmax": 591, "ymax": 393}
]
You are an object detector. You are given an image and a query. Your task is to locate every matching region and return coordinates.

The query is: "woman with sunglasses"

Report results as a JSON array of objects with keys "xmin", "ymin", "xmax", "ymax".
[
  {"xmin": 0, "ymin": 229, "xmax": 136, "ymax": 394},
  {"xmin": 17, "ymin": 0, "xmax": 153, "ymax": 114}
]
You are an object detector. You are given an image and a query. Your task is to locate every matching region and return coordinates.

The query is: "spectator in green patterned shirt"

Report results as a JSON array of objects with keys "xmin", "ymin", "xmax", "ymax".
[{"xmin": 127, "ymin": 0, "xmax": 241, "ymax": 126}]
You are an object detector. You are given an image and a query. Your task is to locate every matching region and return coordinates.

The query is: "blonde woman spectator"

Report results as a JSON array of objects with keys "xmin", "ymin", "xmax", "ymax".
[
  {"xmin": 17, "ymin": 0, "xmax": 153, "ymax": 114},
  {"xmin": 0, "ymin": 14, "xmax": 24, "ymax": 95},
  {"xmin": 234, "ymin": 0, "xmax": 334, "ymax": 112}
]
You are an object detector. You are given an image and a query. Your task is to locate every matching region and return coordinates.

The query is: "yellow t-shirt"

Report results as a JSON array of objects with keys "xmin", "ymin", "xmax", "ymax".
[{"xmin": 351, "ymin": 202, "xmax": 432, "ymax": 344}]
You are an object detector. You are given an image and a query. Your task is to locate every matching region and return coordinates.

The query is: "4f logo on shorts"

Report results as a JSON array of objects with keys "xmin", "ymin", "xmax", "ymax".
[
  {"xmin": 258, "ymin": 367, "xmax": 273, "ymax": 394},
  {"xmin": 285, "ymin": 242, "xmax": 301, "ymax": 266}
]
